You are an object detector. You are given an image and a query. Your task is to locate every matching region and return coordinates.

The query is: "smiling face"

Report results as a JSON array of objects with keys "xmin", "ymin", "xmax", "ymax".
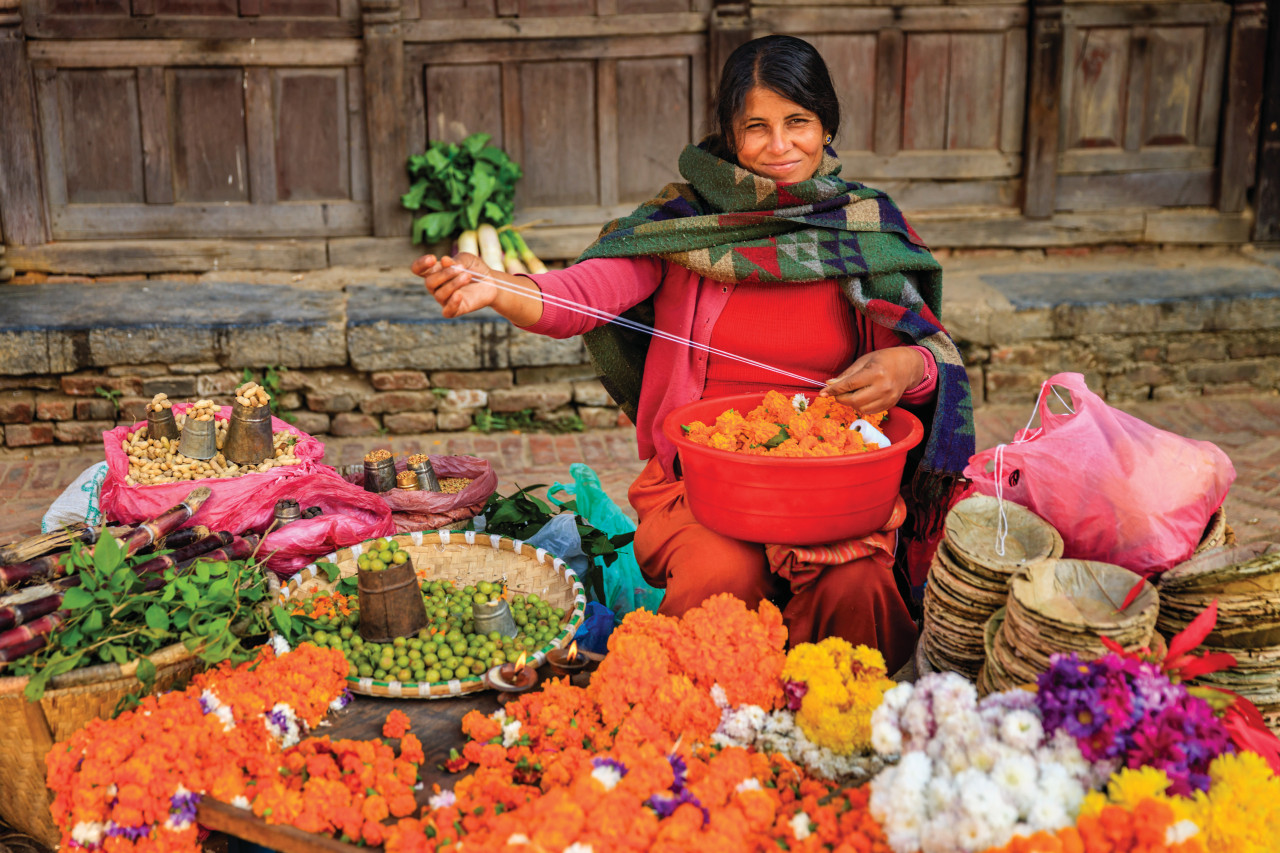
[{"xmin": 732, "ymin": 86, "xmax": 827, "ymax": 183}]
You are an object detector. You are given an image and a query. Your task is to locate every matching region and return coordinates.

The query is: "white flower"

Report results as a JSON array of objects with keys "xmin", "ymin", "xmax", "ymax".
[
  {"xmin": 502, "ymin": 718, "xmax": 523, "ymax": 748},
  {"xmin": 591, "ymin": 763, "xmax": 624, "ymax": 791},
  {"xmin": 881, "ymin": 682, "xmax": 914, "ymax": 714},
  {"xmin": 791, "ymin": 393, "xmax": 809, "ymax": 412},
  {"xmin": 1026, "ymin": 798, "xmax": 1070, "ymax": 832},
  {"xmin": 953, "ymin": 815, "xmax": 996, "ymax": 852},
  {"xmin": 71, "ymin": 822, "xmax": 108, "ymax": 847},
  {"xmin": 563, "ymin": 844, "xmax": 594, "ymax": 853},
  {"xmin": 269, "ymin": 634, "xmax": 291, "ymax": 656},
  {"xmin": 871, "ymin": 719, "xmax": 902, "ymax": 756},
  {"xmin": 507, "ymin": 833, "xmax": 531, "ymax": 845},
  {"xmin": 214, "ymin": 705, "xmax": 236, "ymax": 731},
  {"xmin": 998, "ymin": 709, "xmax": 1044, "ymax": 752},
  {"xmin": 429, "ymin": 789, "xmax": 457, "ymax": 810},
  {"xmin": 790, "ymin": 811, "xmax": 812, "ymax": 841},
  {"xmin": 231, "ymin": 795, "xmax": 251, "ymax": 810},
  {"xmin": 735, "ymin": 778, "xmax": 762, "ymax": 793},
  {"xmin": 710, "ymin": 684, "xmax": 730, "ymax": 708},
  {"xmin": 991, "ymin": 754, "xmax": 1038, "ymax": 812},
  {"xmin": 1166, "ymin": 820, "xmax": 1200, "ymax": 844}
]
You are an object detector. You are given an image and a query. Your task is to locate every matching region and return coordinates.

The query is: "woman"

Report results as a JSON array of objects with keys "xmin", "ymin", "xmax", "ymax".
[{"xmin": 414, "ymin": 35, "xmax": 974, "ymax": 672}]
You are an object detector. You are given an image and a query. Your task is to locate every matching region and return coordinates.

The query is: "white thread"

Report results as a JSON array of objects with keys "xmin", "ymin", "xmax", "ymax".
[
  {"xmin": 453, "ymin": 266, "xmax": 829, "ymax": 389},
  {"xmin": 992, "ymin": 380, "xmax": 1074, "ymax": 557}
]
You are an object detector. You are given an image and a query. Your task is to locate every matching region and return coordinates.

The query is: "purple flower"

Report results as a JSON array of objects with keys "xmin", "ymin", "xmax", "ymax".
[
  {"xmin": 198, "ymin": 692, "xmax": 216, "ymax": 714},
  {"xmin": 106, "ymin": 823, "xmax": 151, "ymax": 841},
  {"xmin": 330, "ymin": 688, "xmax": 354, "ymax": 710},
  {"xmin": 647, "ymin": 788, "xmax": 710, "ymax": 824},
  {"xmin": 667, "ymin": 753, "xmax": 688, "ymax": 793},
  {"xmin": 169, "ymin": 788, "xmax": 201, "ymax": 823},
  {"xmin": 592, "ymin": 756, "xmax": 629, "ymax": 776},
  {"xmin": 1128, "ymin": 694, "xmax": 1233, "ymax": 795},
  {"xmin": 267, "ymin": 707, "xmax": 291, "ymax": 732},
  {"xmin": 783, "ymin": 680, "xmax": 809, "ymax": 711}
]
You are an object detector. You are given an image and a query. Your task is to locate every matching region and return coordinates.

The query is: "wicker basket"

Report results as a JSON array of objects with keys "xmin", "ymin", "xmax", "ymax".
[
  {"xmin": 0, "ymin": 643, "xmax": 204, "ymax": 848},
  {"xmin": 276, "ymin": 529, "xmax": 588, "ymax": 699}
]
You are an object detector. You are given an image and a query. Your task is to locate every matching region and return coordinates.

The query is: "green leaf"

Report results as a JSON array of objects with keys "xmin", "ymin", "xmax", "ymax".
[
  {"xmin": 413, "ymin": 211, "xmax": 458, "ymax": 245},
  {"xmin": 83, "ymin": 610, "xmax": 104, "ymax": 636},
  {"xmin": 482, "ymin": 202, "xmax": 506, "ymax": 225},
  {"xmin": 272, "ymin": 605, "xmax": 292, "ymax": 637},
  {"xmin": 401, "ymin": 182, "xmax": 428, "ymax": 210},
  {"xmin": 92, "ymin": 533, "xmax": 123, "ymax": 576},
  {"xmin": 61, "ymin": 587, "xmax": 95, "ymax": 610},
  {"xmin": 764, "ymin": 426, "xmax": 790, "ymax": 449},
  {"xmin": 461, "ymin": 132, "xmax": 492, "ymax": 155},
  {"xmin": 135, "ymin": 656, "xmax": 157, "ymax": 690},
  {"xmin": 144, "ymin": 604, "xmax": 170, "ymax": 632},
  {"xmin": 195, "ymin": 563, "xmax": 211, "ymax": 584},
  {"xmin": 316, "ymin": 561, "xmax": 341, "ymax": 583}
]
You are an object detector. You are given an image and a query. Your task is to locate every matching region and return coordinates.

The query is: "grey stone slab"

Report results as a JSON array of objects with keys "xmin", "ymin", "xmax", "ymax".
[
  {"xmin": 345, "ymin": 284, "xmax": 504, "ymax": 327},
  {"xmin": 0, "ymin": 330, "xmax": 51, "ymax": 375},
  {"xmin": 980, "ymin": 266, "xmax": 1280, "ymax": 310}
]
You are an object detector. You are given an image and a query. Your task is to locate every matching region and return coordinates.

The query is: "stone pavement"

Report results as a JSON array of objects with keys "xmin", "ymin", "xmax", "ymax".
[{"xmin": 1, "ymin": 393, "xmax": 1277, "ymax": 549}]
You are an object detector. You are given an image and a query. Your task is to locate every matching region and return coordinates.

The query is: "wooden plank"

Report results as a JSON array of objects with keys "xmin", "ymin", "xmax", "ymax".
[
  {"xmin": 807, "ymin": 34, "xmax": 877, "ymax": 151},
  {"xmin": 275, "ymin": 69, "xmax": 350, "ymax": 201},
  {"xmin": 520, "ymin": 61, "xmax": 598, "ymax": 207},
  {"xmin": 46, "ymin": 0, "xmax": 130, "ymax": 12},
  {"xmin": 514, "ymin": 201, "xmax": 668, "ymax": 227},
  {"xmin": 596, "ymin": 59, "xmax": 619, "ymax": 208},
  {"xmin": 363, "ymin": 14, "xmax": 409, "ymax": 237},
  {"xmin": 401, "ymin": 0, "xmax": 421, "ymax": 17},
  {"xmin": 519, "ymin": 0, "xmax": 593, "ymax": 16},
  {"xmin": 999, "ymin": 27, "xmax": 1026, "ymax": 154},
  {"xmin": 616, "ymin": 56, "xmax": 689, "ymax": 202},
  {"xmin": 1064, "ymin": 27, "xmax": 1130, "ymax": 150},
  {"xmin": 947, "ymin": 32, "xmax": 1004, "ymax": 150},
  {"xmin": 417, "ymin": 0, "xmax": 495, "ymax": 20},
  {"xmin": 25, "ymin": 16, "xmax": 360, "ymax": 38},
  {"xmin": 137, "ymin": 67, "xmax": 174, "ymax": 205},
  {"xmin": 1145, "ymin": 25, "xmax": 1207, "ymax": 146},
  {"xmin": 199, "ymin": 800, "xmax": 360, "ymax": 853},
  {"xmin": 240, "ymin": 0, "xmax": 263, "ymax": 14},
  {"xmin": 1055, "ymin": 168, "xmax": 1215, "ymax": 210},
  {"xmin": 1144, "ymin": 207, "xmax": 1253, "ymax": 242},
  {"xmin": 244, "ymin": 67, "xmax": 278, "ymax": 205},
  {"xmin": 347, "ymin": 66, "xmax": 370, "ymax": 203},
  {"xmin": 1122, "ymin": 27, "xmax": 1149, "ymax": 151},
  {"xmin": 51, "ymin": 201, "xmax": 370, "ymax": 239},
  {"xmin": 1197, "ymin": 21, "xmax": 1228, "ymax": 147},
  {"xmin": 260, "ymin": 0, "xmax": 342, "ymax": 13},
  {"xmin": 60, "ymin": 69, "xmax": 146, "ymax": 204},
  {"xmin": 753, "ymin": 6, "xmax": 1028, "ymax": 34},
  {"xmin": 155, "ymin": 0, "xmax": 236, "ymax": 14},
  {"xmin": 4, "ymin": 238, "xmax": 329, "ymax": 274},
  {"xmin": 132, "ymin": 0, "xmax": 157, "ymax": 15},
  {"xmin": 497, "ymin": 0, "xmax": 519, "ymax": 15},
  {"xmin": 874, "ymin": 28, "xmax": 904, "ymax": 156},
  {"xmin": 425, "ymin": 63, "xmax": 505, "ymax": 147},
  {"xmin": 406, "ymin": 34, "xmax": 705, "ymax": 64},
  {"xmin": 1253, "ymin": 0, "xmax": 1280, "ymax": 242},
  {"xmin": 903, "ymin": 33, "xmax": 949, "ymax": 150},
  {"xmin": 1059, "ymin": 145, "xmax": 1215, "ymax": 173},
  {"xmin": 870, "ymin": 178, "xmax": 1022, "ymax": 209},
  {"xmin": 1218, "ymin": 0, "xmax": 1267, "ymax": 212},
  {"xmin": 617, "ymin": 0, "xmax": 688, "ymax": 13},
  {"xmin": 1062, "ymin": 3, "xmax": 1230, "ymax": 27},
  {"xmin": 33, "ymin": 68, "xmax": 66, "ymax": 208},
  {"xmin": 1023, "ymin": 3, "xmax": 1064, "ymax": 219},
  {"xmin": 0, "ymin": 20, "xmax": 50, "ymax": 244},
  {"xmin": 328, "ymin": 235, "xmax": 425, "ymax": 267},
  {"xmin": 910, "ymin": 210, "xmax": 1146, "ymax": 246},
  {"xmin": 170, "ymin": 67, "xmax": 249, "ymax": 203},
  {"xmin": 838, "ymin": 150, "xmax": 1021, "ymax": 178},
  {"xmin": 521, "ymin": 223, "xmax": 603, "ymax": 258},
  {"xmin": 27, "ymin": 39, "xmax": 362, "ymax": 67},
  {"xmin": 501, "ymin": 62, "xmax": 523, "ymax": 166},
  {"xmin": 689, "ymin": 44, "xmax": 708, "ymax": 140},
  {"xmin": 403, "ymin": 13, "xmax": 707, "ymax": 41},
  {"xmin": 407, "ymin": 62, "xmax": 428, "ymax": 163}
]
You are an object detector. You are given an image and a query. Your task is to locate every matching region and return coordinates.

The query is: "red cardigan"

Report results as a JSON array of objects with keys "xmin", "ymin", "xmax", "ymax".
[{"xmin": 524, "ymin": 257, "xmax": 936, "ymax": 480}]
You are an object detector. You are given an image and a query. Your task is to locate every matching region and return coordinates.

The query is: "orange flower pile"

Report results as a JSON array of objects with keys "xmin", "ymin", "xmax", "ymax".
[
  {"xmin": 682, "ymin": 390, "xmax": 887, "ymax": 458},
  {"xmin": 44, "ymin": 644, "xmax": 423, "ymax": 851},
  {"xmin": 380, "ymin": 595, "xmax": 890, "ymax": 852},
  {"xmin": 291, "ymin": 590, "xmax": 354, "ymax": 620},
  {"xmin": 984, "ymin": 799, "xmax": 1205, "ymax": 853},
  {"xmin": 383, "ymin": 709, "xmax": 412, "ymax": 739}
]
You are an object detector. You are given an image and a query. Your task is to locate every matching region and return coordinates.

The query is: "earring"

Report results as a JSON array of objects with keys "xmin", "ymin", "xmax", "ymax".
[{"xmin": 824, "ymin": 134, "xmax": 833, "ymax": 145}]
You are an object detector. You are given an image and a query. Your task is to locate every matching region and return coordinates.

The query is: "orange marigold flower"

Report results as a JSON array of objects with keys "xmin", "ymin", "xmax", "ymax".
[{"xmin": 382, "ymin": 709, "xmax": 412, "ymax": 739}]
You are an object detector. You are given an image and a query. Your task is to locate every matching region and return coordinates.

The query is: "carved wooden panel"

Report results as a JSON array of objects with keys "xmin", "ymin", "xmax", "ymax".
[
  {"xmin": 425, "ymin": 64, "xmax": 505, "ymax": 148},
  {"xmin": 520, "ymin": 61, "xmax": 598, "ymax": 207},
  {"xmin": 616, "ymin": 56, "xmax": 690, "ymax": 201},
  {"xmin": 274, "ymin": 70, "xmax": 350, "ymax": 201},
  {"xmin": 805, "ymin": 33, "xmax": 876, "ymax": 152},
  {"xmin": 171, "ymin": 68, "xmax": 249, "ymax": 203}
]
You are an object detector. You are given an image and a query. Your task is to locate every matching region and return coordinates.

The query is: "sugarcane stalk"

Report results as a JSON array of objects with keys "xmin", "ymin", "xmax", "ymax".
[
  {"xmin": 118, "ymin": 487, "xmax": 212, "ymax": 555},
  {"xmin": 0, "ymin": 633, "xmax": 53, "ymax": 663},
  {"xmin": 0, "ymin": 524, "xmax": 101, "ymax": 566},
  {"xmin": 132, "ymin": 532, "xmax": 233, "ymax": 576},
  {"xmin": 0, "ymin": 587, "xmax": 72, "ymax": 633},
  {"xmin": 141, "ymin": 535, "xmax": 260, "ymax": 592},
  {"xmin": 0, "ymin": 611, "xmax": 66, "ymax": 657},
  {"xmin": 153, "ymin": 525, "xmax": 210, "ymax": 553}
]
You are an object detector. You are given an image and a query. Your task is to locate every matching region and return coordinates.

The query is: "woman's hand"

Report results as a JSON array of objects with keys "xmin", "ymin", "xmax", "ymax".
[
  {"xmin": 819, "ymin": 348, "xmax": 925, "ymax": 413},
  {"xmin": 412, "ymin": 252, "xmax": 498, "ymax": 319}
]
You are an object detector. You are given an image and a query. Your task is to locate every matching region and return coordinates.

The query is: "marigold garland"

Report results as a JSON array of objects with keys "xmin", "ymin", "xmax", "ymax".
[{"xmin": 983, "ymin": 799, "xmax": 1205, "ymax": 853}]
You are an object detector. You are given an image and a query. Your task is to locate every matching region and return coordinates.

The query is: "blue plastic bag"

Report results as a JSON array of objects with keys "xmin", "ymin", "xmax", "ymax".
[
  {"xmin": 576, "ymin": 601, "xmax": 617, "ymax": 654},
  {"xmin": 550, "ymin": 462, "xmax": 664, "ymax": 618}
]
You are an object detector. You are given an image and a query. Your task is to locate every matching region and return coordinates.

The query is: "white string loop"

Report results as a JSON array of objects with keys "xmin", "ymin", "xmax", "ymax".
[{"xmin": 992, "ymin": 380, "xmax": 1075, "ymax": 556}]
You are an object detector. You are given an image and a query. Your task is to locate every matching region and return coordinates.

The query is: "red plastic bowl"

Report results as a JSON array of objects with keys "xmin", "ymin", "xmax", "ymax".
[{"xmin": 662, "ymin": 393, "xmax": 924, "ymax": 546}]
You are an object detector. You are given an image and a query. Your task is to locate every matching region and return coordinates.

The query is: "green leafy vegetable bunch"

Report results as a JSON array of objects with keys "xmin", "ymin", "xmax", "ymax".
[{"xmin": 403, "ymin": 133, "xmax": 523, "ymax": 245}]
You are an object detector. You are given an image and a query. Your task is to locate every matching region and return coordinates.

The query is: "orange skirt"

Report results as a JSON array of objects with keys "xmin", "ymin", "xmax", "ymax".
[{"xmin": 628, "ymin": 458, "xmax": 919, "ymax": 674}]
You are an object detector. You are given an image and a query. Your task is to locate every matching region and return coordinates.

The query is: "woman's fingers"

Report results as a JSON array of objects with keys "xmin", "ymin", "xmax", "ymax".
[{"xmin": 820, "ymin": 349, "xmax": 921, "ymax": 413}]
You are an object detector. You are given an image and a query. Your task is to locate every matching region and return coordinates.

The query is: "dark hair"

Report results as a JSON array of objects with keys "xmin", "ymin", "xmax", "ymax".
[{"xmin": 709, "ymin": 35, "xmax": 840, "ymax": 160}]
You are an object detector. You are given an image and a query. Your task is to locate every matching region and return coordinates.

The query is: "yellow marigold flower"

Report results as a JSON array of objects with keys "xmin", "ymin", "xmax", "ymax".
[
  {"xmin": 1186, "ymin": 752, "xmax": 1280, "ymax": 853},
  {"xmin": 780, "ymin": 639, "xmax": 894, "ymax": 756}
]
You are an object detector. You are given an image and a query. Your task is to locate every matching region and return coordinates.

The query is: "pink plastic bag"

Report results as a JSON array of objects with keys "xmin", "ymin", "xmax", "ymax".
[
  {"xmin": 100, "ymin": 404, "xmax": 394, "ymax": 573},
  {"xmin": 962, "ymin": 373, "xmax": 1235, "ymax": 576},
  {"xmin": 340, "ymin": 455, "xmax": 497, "ymax": 533}
]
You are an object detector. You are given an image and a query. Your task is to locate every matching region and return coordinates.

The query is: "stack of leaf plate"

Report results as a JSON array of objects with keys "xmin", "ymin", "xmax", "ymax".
[
  {"xmin": 921, "ymin": 494, "xmax": 1063, "ymax": 680},
  {"xmin": 1158, "ymin": 543, "xmax": 1280, "ymax": 729},
  {"xmin": 979, "ymin": 559, "xmax": 1160, "ymax": 694}
]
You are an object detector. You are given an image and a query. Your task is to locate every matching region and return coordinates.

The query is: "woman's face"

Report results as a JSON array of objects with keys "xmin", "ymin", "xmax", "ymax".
[{"xmin": 733, "ymin": 86, "xmax": 827, "ymax": 183}]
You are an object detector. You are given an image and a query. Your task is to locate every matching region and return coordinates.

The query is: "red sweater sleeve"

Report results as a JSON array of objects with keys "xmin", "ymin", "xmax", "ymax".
[
  {"xmin": 519, "ymin": 256, "xmax": 665, "ymax": 339},
  {"xmin": 859, "ymin": 313, "xmax": 938, "ymax": 404}
]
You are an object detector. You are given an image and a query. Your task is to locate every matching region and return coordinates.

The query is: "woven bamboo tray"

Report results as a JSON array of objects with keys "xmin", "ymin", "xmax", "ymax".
[
  {"xmin": 0, "ymin": 642, "xmax": 204, "ymax": 848},
  {"xmin": 276, "ymin": 529, "xmax": 588, "ymax": 699}
]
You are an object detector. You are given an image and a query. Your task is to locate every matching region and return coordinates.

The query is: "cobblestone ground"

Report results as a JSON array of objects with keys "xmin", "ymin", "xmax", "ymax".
[{"xmin": 1, "ymin": 395, "xmax": 1277, "ymax": 548}]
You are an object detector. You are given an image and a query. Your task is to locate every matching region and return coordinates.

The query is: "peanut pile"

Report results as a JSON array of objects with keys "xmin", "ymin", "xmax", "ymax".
[
  {"xmin": 236, "ymin": 381, "xmax": 271, "ymax": 409},
  {"xmin": 121, "ymin": 417, "xmax": 301, "ymax": 485},
  {"xmin": 189, "ymin": 399, "xmax": 217, "ymax": 422},
  {"xmin": 147, "ymin": 393, "xmax": 174, "ymax": 414}
]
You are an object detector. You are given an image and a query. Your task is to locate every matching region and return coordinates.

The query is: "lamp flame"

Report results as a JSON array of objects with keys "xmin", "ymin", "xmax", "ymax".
[
  {"xmin": 568, "ymin": 641, "xmax": 579, "ymax": 662},
  {"xmin": 515, "ymin": 651, "xmax": 527, "ymax": 671}
]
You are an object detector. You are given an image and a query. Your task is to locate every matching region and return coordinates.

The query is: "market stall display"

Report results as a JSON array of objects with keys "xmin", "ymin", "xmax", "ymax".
[
  {"xmin": 274, "ymin": 530, "xmax": 586, "ymax": 698},
  {"xmin": 921, "ymin": 494, "xmax": 1063, "ymax": 679}
]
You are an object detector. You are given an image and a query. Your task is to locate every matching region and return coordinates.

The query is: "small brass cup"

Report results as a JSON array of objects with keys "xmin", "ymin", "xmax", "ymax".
[
  {"xmin": 177, "ymin": 417, "xmax": 218, "ymax": 460},
  {"xmin": 145, "ymin": 408, "xmax": 180, "ymax": 442},
  {"xmin": 225, "ymin": 401, "xmax": 273, "ymax": 466}
]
